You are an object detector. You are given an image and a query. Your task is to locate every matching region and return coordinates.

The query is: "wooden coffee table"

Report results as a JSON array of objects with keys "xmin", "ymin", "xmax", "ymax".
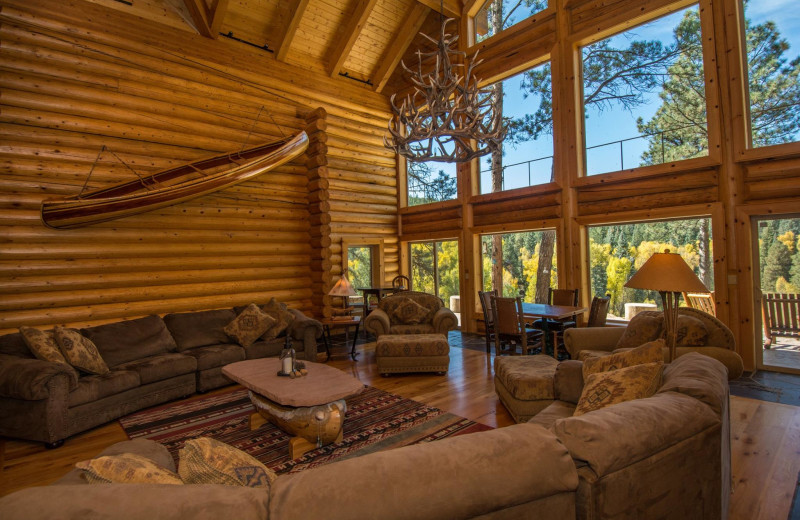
[{"xmin": 222, "ymin": 358, "xmax": 364, "ymax": 459}]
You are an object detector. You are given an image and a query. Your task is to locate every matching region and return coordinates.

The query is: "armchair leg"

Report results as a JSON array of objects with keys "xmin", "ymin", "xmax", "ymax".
[{"xmin": 45, "ymin": 439, "xmax": 64, "ymax": 449}]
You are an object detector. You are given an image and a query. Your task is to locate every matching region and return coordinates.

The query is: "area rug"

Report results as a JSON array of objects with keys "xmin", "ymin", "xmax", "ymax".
[{"xmin": 119, "ymin": 386, "xmax": 491, "ymax": 475}]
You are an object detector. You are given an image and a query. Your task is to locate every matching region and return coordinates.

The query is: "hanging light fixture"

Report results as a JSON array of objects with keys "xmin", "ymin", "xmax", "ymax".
[{"xmin": 385, "ymin": 11, "xmax": 505, "ymax": 163}]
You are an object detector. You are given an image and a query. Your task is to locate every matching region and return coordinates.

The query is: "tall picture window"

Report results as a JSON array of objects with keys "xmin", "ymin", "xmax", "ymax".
[
  {"xmin": 581, "ymin": 5, "xmax": 708, "ymax": 175},
  {"xmin": 409, "ymin": 240, "xmax": 460, "ymax": 309},
  {"xmin": 479, "ymin": 62, "xmax": 554, "ymax": 194},
  {"xmin": 407, "ymin": 162, "xmax": 457, "ymax": 207},
  {"xmin": 741, "ymin": 0, "xmax": 800, "ymax": 148},
  {"xmin": 473, "ymin": 1, "xmax": 548, "ymax": 43},
  {"xmin": 480, "ymin": 230, "xmax": 557, "ymax": 303}
]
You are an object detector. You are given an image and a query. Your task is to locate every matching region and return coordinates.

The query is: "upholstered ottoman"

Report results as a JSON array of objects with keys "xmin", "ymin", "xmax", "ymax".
[
  {"xmin": 376, "ymin": 333, "xmax": 449, "ymax": 375},
  {"xmin": 494, "ymin": 355, "xmax": 558, "ymax": 423}
]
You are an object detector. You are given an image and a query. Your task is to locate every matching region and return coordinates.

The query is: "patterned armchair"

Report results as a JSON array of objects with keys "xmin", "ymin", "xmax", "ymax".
[{"xmin": 363, "ymin": 291, "xmax": 458, "ymax": 339}]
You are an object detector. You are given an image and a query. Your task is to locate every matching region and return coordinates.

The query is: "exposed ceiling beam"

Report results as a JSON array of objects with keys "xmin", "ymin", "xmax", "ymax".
[
  {"xmin": 182, "ymin": 0, "xmax": 213, "ymax": 38},
  {"xmin": 416, "ymin": 0, "xmax": 460, "ymax": 19},
  {"xmin": 208, "ymin": 0, "xmax": 230, "ymax": 36},
  {"xmin": 276, "ymin": 0, "xmax": 311, "ymax": 62},
  {"xmin": 373, "ymin": 4, "xmax": 430, "ymax": 93},
  {"xmin": 327, "ymin": 0, "xmax": 379, "ymax": 78}
]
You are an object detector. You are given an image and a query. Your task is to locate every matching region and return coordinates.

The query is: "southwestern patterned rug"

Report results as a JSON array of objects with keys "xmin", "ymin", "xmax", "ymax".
[{"xmin": 119, "ymin": 386, "xmax": 491, "ymax": 475}]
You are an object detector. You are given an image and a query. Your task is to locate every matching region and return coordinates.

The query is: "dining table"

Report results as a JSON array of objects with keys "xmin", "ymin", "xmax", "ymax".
[{"xmin": 522, "ymin": 302, "xmax": 588, "ymax": 355}]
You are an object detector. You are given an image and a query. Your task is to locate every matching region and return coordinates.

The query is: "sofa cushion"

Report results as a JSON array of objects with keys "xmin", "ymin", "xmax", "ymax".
[
  {"xmin": 0, "ymin": 332, "xmax": 34, "ymax": 358},
  {"xmin": 391, "ymin": 298, "xmax": 430, "ymax": 325},
  {"xmin": 183, "ymin": 344, "xmax": 245, "ymax": 371},
  {"xmin": 19, "ymin": 327, "xmax": 69, "ymax": 366},
  {"xmin": 554, "ymin": 391, "xmax": 720, "ymax": 476},
  {"xmin": 224, "ymin": 304, "xmax": 276, "ymax": 348},
  {"xmin": 178, "ymin": 437, "xmax": 276, "ymax": 488},
  {"xmin": 658, "ymin": 352, "xmax": 729, "ymax": 416},
  {"xmin": 163, "ymin": 309, "xmax": 237, "ymax": 351},
  {"xmin": 244, "ymin": 338, "xmax": 285, "ymax": 360},
  {"xmin": 671, "ymin": 314, "xmax": 709, "ymax": 346},
  {"xmin": 574, "ymin": 361, "xmax": 663, "ymax": 416},
  {"xmin": 53, "ymin": 326, "xmax": 109, "ymax": 376},
  {"xmin": 75, "ymin": 453, "xmax": 183, "ymax": 485},
  {"xmin": 68, "ymin": 370, "xmax": 141, "ymax": 407},
  {"xmin": 528, "ymin": 401, "xmax": 576, "ymax": 429},
  {"xmin": 583, "ymin": 340, "xmax": 664, "ymax": 379},
  {"xmin": 82, "ymin": 316, "xmax": 178, "ymax": 368},
  {"xmin": 494, "ymin": 355, "xmax": 558, "ymax": 401},
  {"xmin": 116, "ymin": 353, "xmax": 197, "ymax": 385},
  {"xmin": 615, "ymin": 312, "xmax": 663, "ymax": 349},
  {"xmin": 260, "ymin": 299, "xmax": 295, "ymax": 340}
]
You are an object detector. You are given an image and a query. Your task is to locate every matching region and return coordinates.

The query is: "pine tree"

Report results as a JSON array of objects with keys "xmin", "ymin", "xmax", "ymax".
[{"xmin": 763, "ymin": 241, "xmax": 792, "ymax": 292}]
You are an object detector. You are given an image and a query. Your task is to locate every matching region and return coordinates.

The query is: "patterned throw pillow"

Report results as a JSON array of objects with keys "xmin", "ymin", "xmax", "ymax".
[
  {"xmin": 224, "ymin": 304, "xmax": 276, "ymax": 347},
  {"xmin": 583, "ymin": 340, "xmax": 665, "ymax": 379},
  {"xmin": 615, "ymin": 312, "xmax": 664, "ymax": 349},
  {"xmin": 392, "ymin": 298, "xmax": 430, "ymax": 325},
  {"xmin": 261, "ymin": 298, "xmax": 295, "ymax": 340},
  {"xmin": 53, "ymin": 326, "xmax": 109, "ymax": 375},
  {"xmin": 178, "ymin": 437, "xmax": 276, "ymax": 488},
  {"xmin": 19, "ymin": 326, "xmax": 69, "ymax": 366},
  {"xmin": 672, "ymin": 315, "xmax": 708, "ymax": 346},
  {"xmin": 76, "ymin": 453, "xmax": 183, "ymax": 485},
  {"xmin": 574, "ymin": 361, "xmax": 664, "ymax": 416}
]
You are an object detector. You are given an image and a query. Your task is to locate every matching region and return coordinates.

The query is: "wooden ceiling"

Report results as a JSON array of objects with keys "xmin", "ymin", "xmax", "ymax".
[{"xmin": 87, "ymin": 0, "xmax": 466, "ymax": 95}]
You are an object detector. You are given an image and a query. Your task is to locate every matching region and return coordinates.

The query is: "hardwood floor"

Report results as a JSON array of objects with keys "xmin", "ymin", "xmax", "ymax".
[{"xmin": 1, "ymin": 342, "xmax": 798, "ymax": 520}]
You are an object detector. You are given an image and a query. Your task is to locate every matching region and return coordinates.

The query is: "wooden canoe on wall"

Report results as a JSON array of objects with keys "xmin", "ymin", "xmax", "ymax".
[{"xmin": 41, "ymin": 131, "xmax": 309, "ymax": 229}]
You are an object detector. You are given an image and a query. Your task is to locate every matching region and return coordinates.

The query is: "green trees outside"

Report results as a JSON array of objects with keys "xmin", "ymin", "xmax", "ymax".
[
  {"xmin": 588, "ymin": 218, "xmax": 712, "ymax": 317},
  {"xmin": 347, "ymin": 247, "xmax": 372, "ymax": 290},
  {"xmin": 410, "ymin": 240, "xmax": 460, "ymax": 308},
  {"xmin": 407, "ymin": 162, "xmax": 458, "ymax": 206},
  {"xmin": 481, "ymin": 231, "xmax": 557, "ymax": 301},
  {"xmin": 758, "ymin": 218, "xmax": 800, "ymax": 294}
]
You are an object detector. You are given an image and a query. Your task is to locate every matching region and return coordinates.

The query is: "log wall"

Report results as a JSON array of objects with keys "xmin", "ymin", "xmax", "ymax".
[{"xmin": 0, "ymin": 0, "xmax": 397, "ymax": 334}]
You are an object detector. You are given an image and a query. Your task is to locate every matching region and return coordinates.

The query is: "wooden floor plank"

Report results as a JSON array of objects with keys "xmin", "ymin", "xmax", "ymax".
[{"xmin": 1, "ymin": 344, "xmax": 798, "ymax": 520}]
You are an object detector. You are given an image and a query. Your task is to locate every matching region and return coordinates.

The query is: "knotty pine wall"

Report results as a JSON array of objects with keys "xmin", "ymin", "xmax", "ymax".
[{"xmin": 0, "ymin": 0, "xmax": 398, "ymax": 334}]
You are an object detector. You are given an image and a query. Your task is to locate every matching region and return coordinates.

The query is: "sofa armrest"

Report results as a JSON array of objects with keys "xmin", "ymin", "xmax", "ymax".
[
  {"xmin": 0, "ymin": 354, "xmax": 77, "ymax": 400},
  {"xmin": 270, "ymin": 423, "xmax": 578, "ymax": 520},
  {"xmin": 554, "ymin": 360, "xmax": 584, "ymax": 404},
  {"xmin": 287, "ymin": 309, "xmax": 322, "ymax": 361},
  {"xmin": 563, "ymin": 327, "xmax": 625, "ymax": 359},
  {"xmin": 432, "ymin": 307, "xmax": 458, "ymax": 334},
  {"xmin": 363, "ymin": 309, "xmax": 390, "ymax": 337}
]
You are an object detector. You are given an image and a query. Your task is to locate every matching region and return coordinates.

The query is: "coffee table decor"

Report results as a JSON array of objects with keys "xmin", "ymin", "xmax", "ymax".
[
  {"xmin": 278, "ymin": 337, "xmax": 307, "ymax": 378},
  {"xmin": 222, "ymin": 358, "xmax": 364, "ymax": 458}
]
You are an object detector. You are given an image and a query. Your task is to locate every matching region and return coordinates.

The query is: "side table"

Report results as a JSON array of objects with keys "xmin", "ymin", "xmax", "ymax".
[{"xmin": 321, "ymin": 316, "xmax": 360, "ymax": 361}]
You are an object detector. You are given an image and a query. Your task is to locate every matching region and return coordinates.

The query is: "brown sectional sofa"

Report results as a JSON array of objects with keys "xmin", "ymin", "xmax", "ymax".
[
  {"xmin": 0, "ymin": 307, "xmax": 322, "ymax": 447},
  {"xmin": 0, "ymin": 352, "xmax": 730, "ymax": 520}
]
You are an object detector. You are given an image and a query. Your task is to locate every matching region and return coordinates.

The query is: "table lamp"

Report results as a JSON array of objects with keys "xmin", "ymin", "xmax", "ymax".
[
  {"xmin": 328, "ymin": 272, "xmax": 358, "ymax": 318},
  {"xmin": 624, "ymin": 249, "xmax": 708, "ymax": 362}
]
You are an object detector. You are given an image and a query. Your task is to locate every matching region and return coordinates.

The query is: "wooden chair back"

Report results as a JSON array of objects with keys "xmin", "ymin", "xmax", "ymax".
[
  {"xmin": 683, "ymin": 292, "xmax": 715, "ymax": 316},
  {"xmin": 392, "ymin": 275, "xmax": 411, "ymax": 291},
  {"xmin": 587, "ymin": 295, "xmax": 611, "ymax": 327},
  {"xmin": 478, "ymin": 290, "xmax": 497, "ymax": 327},
  {"xmin": 549, "ymin": 288, "xmax": 579, "ymax": 307},
  {"xmin": 492, "ymin": 296, "xmax": 525, "ymax": 336}
]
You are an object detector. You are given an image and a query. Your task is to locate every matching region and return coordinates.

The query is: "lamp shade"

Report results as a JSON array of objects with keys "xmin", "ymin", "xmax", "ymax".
[
  {"xmin": 328, "ymin": 276, "xmax": 358, "ymax": 297},
  {"xmin": 624, "ymin": 251, "xmax": 709, "ymax": 293}
]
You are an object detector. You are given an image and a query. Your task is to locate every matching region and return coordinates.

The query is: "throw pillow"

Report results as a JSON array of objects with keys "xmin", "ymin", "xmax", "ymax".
[
  {"xmin": 261, "ymin": 298, "xmax": 295, "ymax": 340},
  {"xmin": 53, "ymin": 326, "xmax": 109, "ymax": 375},
  {"xmin": 178, "ymin": 437, "xmax": 276, "ymax": 488},
  {"xmin": 615, "ymin": 312, "xmax": 663, "ymax": 349},
  {"xmin": 583, "ymin": 340, "xmax": 665, "ymax": 379},
  {"xmin": 672, "ymin": 315, "xmax": 708, "ymax": 346},
  {"xmin": 76, "ymin": 453, "xmax": 183, "ymax": 485},
  {"xmin": 224, "ymin": 304, "xmax": 276, "ymax": 348},
  {"xmin": 19, "ymin": 326, "xmax": 70, "ymax": 366},
  {"xmin": 392, "ymin": 298, "xmax": 430, "ymax": 325},
  {"xmin": 574, "ymin": 361, "xmax": 664, "ymax": 416}
]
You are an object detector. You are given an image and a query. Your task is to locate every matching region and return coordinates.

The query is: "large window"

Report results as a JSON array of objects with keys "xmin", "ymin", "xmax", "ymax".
[
  {"xmin": 473, "ymin": 1, "xmax": 548, "ymax": 43},
  {"xmin": 410, "ymin": 240, "xmax": 460, "ymax": 309},
  {"xmin": 582, "ymin": 5, "xmax": 708, "ymax": 175},
  {"xmin": 407, "ymin": 161, "xmax": 457, "ymax": 207},
  {"xmin": 481, "ymin": 230, "xmax": 556, "ymax": 302},
  {"xmin": 742, "ymin": 0, "xmax": 800, "ymax": 148},
  {"xmin": 480, "ymin": 62, "xmax": 554, "ymax": 194},
  {"xmin": 588, "ymin": 217, "xmax": 713, "ymax": 320},
  {"xmin": 347, "ymin": 246, "xmax": 373, "ymax": 289}
]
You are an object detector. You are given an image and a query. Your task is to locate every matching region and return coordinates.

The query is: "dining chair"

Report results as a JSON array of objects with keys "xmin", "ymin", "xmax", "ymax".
[
  {"xmin": 491, "ymin": 295, "xmax": 543, "ymax": 356},
  {"xmin": 478, "ymin": 290, "xmax": 497, "ymax": 353},
  {"xmin": 532, "ymin": 288, "xmax": 579, "ymax": 358},
  {"xmin": 586, "ymin": 295, "xmax": 611, "ymax": 327},
  {"xmin": 392, "ymin": 275, "xmax": 411, "ymax": 291}
]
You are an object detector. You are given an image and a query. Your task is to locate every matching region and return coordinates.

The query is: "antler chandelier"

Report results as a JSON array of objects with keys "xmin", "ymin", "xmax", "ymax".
[{"xmin": 385, "ymin": 18, "xmax": 505, "ymax": 163}]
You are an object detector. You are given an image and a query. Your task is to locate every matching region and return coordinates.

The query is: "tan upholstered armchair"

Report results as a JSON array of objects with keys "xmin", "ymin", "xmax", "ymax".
[
  {"xmin": 363, "ymin": 291, "xmax": 458, "ymax": 339},
  {"xmin": 563, "ymin": 307, "xmax": 743, "ymax": 379}
]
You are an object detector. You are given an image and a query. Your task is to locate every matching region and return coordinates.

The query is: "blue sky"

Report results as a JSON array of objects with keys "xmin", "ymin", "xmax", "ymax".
[{"xmin": 424, "ymin": 1, "xmax": 800, "ymax": 197}]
